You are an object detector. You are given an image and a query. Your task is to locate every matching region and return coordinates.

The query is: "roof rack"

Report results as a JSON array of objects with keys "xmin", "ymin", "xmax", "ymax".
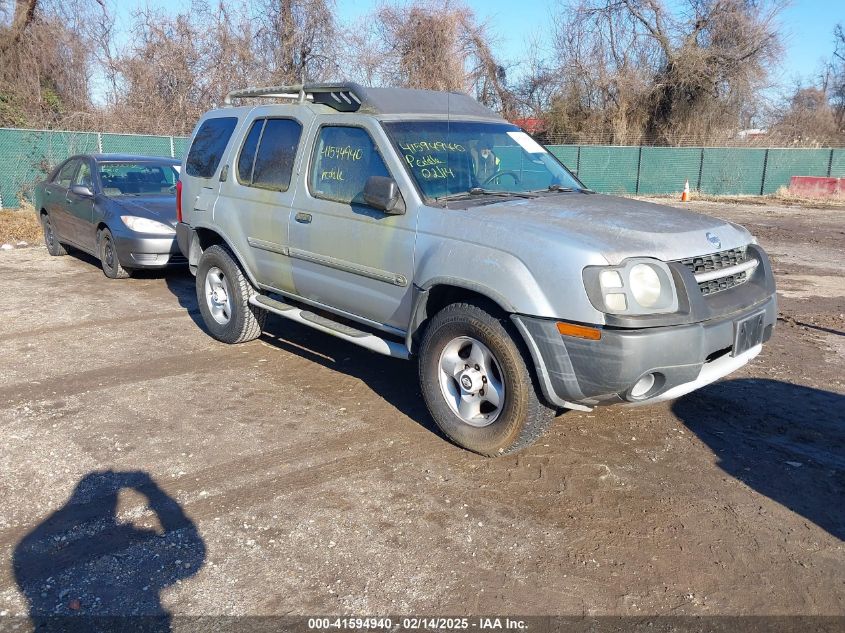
[
  {"xmin": 223, "ymin": 82, "xmax": 502, "ymax": 119},
  {"xmin": 224, "ymin": 83, "xmax": 364, "ymax": 112}
]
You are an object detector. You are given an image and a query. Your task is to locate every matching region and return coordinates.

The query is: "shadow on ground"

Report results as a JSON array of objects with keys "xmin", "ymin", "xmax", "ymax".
[
  {"xmin": 13, "ymin": 470, "xmax": 205, "ymax": 632},
  {"xmin": 163, "ymin": 273, "xmax": 445, "ymax": 440},
  {"xmin": 673, "ymin": 378, "xmax": 845, "ymax": 540}
]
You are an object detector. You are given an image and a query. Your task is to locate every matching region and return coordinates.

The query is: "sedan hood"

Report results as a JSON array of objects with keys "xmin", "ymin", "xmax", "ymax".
[
  {"xmin": 468, "ymin": 193, "xmax": 752, "ymax": 264},
  {"xmin": 109, "ymin": 195, "xmax": 178, "ymax": 227}
]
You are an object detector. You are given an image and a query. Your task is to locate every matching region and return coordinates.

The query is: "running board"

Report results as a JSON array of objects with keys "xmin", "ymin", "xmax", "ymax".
[{"xmin": 250, "ymin": 295, "xmax": 410, "ymax": 359}]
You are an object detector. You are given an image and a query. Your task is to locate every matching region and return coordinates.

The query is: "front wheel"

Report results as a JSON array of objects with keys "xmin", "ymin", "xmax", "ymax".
[
  {"xmin": 418, "ymin": 302, "xmax": 555, "ymax": 456},
  {"xmin": 99, "ymin": 228, "xmax": 131, "ymax": 279},
  {"xmin": 196, "ymin": 244, "xmax": 266, "ymax": 344}
]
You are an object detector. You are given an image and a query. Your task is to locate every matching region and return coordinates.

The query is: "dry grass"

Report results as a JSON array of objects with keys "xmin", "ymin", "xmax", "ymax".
[
  {"xmin": 0, "ymin": 203, "xmax": 43, "ymax": 246},
  {"xmin": 635, "ymin": 189, "xmax": 845, "ymax": 209}
]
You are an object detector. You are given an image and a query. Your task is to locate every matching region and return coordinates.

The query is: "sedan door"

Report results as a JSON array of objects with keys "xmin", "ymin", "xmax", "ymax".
[{"xmin": 65, "ymin": 159, "xmax": 96, "ymax": 252}]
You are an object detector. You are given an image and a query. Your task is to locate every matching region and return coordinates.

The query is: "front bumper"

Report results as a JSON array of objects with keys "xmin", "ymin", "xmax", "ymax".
[
  {"xmin": 515, "ymin": 245, "xmax": 777, "ymax": 408},
  {"xmin": 112, "ymin": 233, "xmax": 184, "ymax": 268}
]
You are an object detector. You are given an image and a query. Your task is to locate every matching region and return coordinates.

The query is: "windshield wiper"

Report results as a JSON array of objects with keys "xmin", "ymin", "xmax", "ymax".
[
  {"xmin": 436, "ymin": 187, "xmax": 538, "ymax": 202},
  {"xmin": 532, "ymin": 184, "xmax": 597, "ymax": 193}
]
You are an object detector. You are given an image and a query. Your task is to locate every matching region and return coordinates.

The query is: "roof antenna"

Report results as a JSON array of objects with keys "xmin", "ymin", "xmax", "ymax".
[{"xmin": 446, "ymin": 90, "xmax": 452, "ymax": 208}]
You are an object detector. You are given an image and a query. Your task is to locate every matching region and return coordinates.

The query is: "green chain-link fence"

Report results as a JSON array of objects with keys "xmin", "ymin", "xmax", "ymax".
[
  {"xmin": 1, "ymin": 126, "xmax": 843, "ymax": 208},
  {"xmin": 547, "ymin": 145, "xmax": 845, "ymax": 196},
  {"xmin": 0, "ymin": 127, "xmax": 187, "ymax": 209}
]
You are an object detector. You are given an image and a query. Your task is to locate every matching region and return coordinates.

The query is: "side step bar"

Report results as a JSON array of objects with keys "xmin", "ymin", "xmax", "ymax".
[{"xmin": 250, "ymin": 294, "xmax": 410, "ymax": 359}]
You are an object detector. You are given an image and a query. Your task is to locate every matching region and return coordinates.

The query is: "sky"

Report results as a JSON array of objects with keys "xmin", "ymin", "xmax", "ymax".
[{"xmin": 107, "ymin": 0, "xmax": 841, "ymax": 91}]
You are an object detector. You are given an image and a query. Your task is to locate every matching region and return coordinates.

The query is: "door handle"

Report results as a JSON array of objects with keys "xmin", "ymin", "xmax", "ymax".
[{"xmin": 295, "ymin": 212, "xmax": 312, "ymax": 224}]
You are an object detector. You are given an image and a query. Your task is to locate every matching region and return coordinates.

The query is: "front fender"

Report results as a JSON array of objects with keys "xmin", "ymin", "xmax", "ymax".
[{"xmin": 414, "ymin": 239, "xmax": 557, "ymax": 317}]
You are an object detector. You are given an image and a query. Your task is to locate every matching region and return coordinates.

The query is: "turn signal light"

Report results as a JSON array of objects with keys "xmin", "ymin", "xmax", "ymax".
[
  {"xmin": 556, "ymin": 322, "xmax": 602, "ymax": 340},
  {"xmin": 176, "ymin": 180, "xmax": 183, "ymax": 223}
]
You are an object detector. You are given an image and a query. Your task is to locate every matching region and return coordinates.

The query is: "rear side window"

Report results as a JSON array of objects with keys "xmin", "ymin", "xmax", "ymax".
[
  {"xmin": 186, "ymin": 117, "xmax": 238, "ymax": 178},
  {"xmin": 309, "ymin": 126, "xmax": 390, "ymax": 205},
  {"xmin": 237, "ymin": 118, "xmax": 302, "ymax": 192}
]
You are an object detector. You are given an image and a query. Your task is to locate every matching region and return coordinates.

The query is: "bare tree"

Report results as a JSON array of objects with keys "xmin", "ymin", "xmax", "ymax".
[
  {"xmin": 539, "ymin": 0, "xmax": 784, "ymax": 145},
  {"xmin": 252, "ymin": 0, "xmax": 338, "ymax": 84},
  {"xmin": 830, "ymin": 23, "xmax": 845, "ymax": 130},
  {"xmin": 0, "ymin": 0, "xmax": 104, "ymax": 127},
  {"xmin": 365, "ymin": 1, "xmax": 515, "ymax": 114}
]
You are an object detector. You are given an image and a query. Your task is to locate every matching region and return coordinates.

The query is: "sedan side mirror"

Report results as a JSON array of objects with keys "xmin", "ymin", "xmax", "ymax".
[
  {"xmin": 363, "ymin": 176, "xmax": 405, "ymax": 215},
  {"xmin": 70, "ymin": 185, "xmax": 93, "ymax": 197}
]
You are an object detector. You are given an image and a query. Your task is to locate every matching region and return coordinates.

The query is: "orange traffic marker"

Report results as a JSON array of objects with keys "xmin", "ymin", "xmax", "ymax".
[{"xmin": 681, "ymin": 179, "xmax": 690, "ymax": 202}]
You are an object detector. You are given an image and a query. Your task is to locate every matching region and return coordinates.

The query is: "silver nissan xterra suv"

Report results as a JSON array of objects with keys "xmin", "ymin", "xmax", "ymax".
[{"xmin": 176, "ymin": 82, "xmax": 777, "ymax": 456}]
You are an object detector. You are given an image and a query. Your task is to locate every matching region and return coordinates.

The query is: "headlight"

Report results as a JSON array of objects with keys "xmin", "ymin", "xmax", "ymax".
[
  {"xmin": 121, "ymin": 216, "xmax": 175, "ymax": 235},
  {"xmin": 583, "ymin": 259, "xmax": 678, "ymax": 315},
  {"xmin": 629, "ymin": 263, "xmax": 661, "ymax": 307}
]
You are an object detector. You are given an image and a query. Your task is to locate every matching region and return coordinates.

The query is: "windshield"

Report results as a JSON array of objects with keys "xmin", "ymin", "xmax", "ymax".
[
  {"xmin": 98, "ymin": 162, "xmax": 179, "ymax": 197},
  {"xmin": 383, "ymin": 121, "xmax": 583, "ymax": 201}
]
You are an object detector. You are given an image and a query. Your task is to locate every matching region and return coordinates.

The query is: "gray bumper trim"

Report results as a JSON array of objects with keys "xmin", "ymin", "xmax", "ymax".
[{"xmin": 514, "ymin": 291, "xmax": 777, "ymax": 409}]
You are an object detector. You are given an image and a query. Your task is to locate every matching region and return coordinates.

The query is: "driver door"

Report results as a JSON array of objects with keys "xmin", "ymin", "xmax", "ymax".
[
  {"xmin": 65, "ymin": 159, "xmax": 96, "ymax": 252},
  {"xmin": 288, "ymin": 120, "xmax": 417, "ymax": 331}
]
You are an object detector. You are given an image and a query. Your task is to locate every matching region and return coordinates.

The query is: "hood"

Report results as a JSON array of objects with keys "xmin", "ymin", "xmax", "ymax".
[
  {"xmin": 107, "ymin": 195, "xmax": 178, "ymax": 227},
  {"xmin": 464, "ymin": 193, "xmax": 752, "ymax": 264}
]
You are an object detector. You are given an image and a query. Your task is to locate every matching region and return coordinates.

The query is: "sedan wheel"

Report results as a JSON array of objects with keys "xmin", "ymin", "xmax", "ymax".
[
  {"xmin": 99, "ymin": 228, "xmax": 130, "ymax": 279},
  {"xmin": 42, "ymin": 214, "xmax": 67, "ymax": 256}
]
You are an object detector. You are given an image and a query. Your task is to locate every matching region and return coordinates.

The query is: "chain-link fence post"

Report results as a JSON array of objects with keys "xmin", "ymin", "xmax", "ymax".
[
  {"xmin": 97, "ymin": 132, "xmax": 103, "ymax": 154},
  {"xmin": 760, "ymin": 149, "xmax": 770, "ymax": 196},
  {"xmin": 170, "ymin": 136, "xmax": 175, "ymax": 158}
]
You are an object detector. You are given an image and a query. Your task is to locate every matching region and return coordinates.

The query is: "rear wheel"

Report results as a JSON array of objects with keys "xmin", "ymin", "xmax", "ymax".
[
  {"xmin": 41, "ymin": 214, "xmax": 67, "ymax": 256},
  {"xmin": 99, "ymin": 228, "xmax": 130, "ymax": 279},
  {"xmin": 196, "ymin": 244, "xmax": 266, "ymax": 344},
  {"xmin": 418, "ymin": 302, "xmax": 555, "ymax": 456}
]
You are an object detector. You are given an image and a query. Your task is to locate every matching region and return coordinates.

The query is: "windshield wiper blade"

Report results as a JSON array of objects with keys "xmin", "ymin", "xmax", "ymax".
[
  {"xmin": 535, "ymin": 184, "xmax": 575, "ymax": 193},
  {"xmin": 437, "ymin": 187, "xmax": 538, "ymax": 202}
]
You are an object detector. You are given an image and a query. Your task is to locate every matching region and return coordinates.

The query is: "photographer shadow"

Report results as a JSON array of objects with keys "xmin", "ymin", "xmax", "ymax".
[
  {"xmin": 13, "ymin": 470, "xmax": 205, "ymax": 632},
  {"xmin": 672, "ymin": 379, "xmax": 845, "ymax": 540}
]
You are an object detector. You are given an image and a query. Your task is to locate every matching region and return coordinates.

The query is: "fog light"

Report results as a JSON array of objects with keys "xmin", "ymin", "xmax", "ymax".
[{"xmin": 631, "ymin": 373, "xmax": 656, "ymax": 399}]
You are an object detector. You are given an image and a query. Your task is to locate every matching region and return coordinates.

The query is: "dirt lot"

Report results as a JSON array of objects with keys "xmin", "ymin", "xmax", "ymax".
[{"xmin": 0, "ymin": 200, "xmax": 842, "ymax": 623}]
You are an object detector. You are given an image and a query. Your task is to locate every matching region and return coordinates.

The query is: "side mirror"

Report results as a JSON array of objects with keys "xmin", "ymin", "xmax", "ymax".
[
  {"xmin": 363, "ymin": 176, "xmax": 405, "ymax": 215},
  {"xmin": 70, "ymin": 185, "xmax": 93, "ymax": 197}
]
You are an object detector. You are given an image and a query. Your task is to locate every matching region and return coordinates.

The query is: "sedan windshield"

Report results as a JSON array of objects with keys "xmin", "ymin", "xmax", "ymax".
[
  {"xmin": 98, "ymin": 162, "xmax": 179, "ymax": 197},
  {"xmin": 383, "ymin": 121, "xmax": 584, "ymax": 201}
]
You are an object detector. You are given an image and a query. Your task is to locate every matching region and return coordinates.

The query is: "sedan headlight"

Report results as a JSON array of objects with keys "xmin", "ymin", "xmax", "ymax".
[
  {"xmin": 120, "ymin": 216, "xmax": 175, "ymax": 235},
  {"xmin": 583, "ymin": 259, "xmax": 678, "ymax": 315}
]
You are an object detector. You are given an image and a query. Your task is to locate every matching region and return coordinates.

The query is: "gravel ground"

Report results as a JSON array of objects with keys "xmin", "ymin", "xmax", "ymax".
[{"xmin": 0, "ymin": 200, "xmax": 842, "ymax": 624}]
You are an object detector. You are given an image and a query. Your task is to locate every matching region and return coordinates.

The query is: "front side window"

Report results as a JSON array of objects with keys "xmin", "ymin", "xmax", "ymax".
[
  {"xmin": 98, "ymin": 162, "xmax": 179, "ymax": 197},
  {"xmin": 186, "ymin": 117, "xmax": 238, "ymax": 178},
  {"xmin": 383, "ymin": 120, "xmax": 583, "ymax": 200},
  {"xmin": 237, "ymin": 118, "xmax": 302, "ymax": 191},
  {"xmin": 74, "ymin": 162, "xmax": 93, "ymax": 189},
  {"xmin": 55, "ymin": 160, "xmax": 78, "ymax": 188},
  {"xmin": 309, "ymin": 126, "xmax": 390, "ymax": 205}
]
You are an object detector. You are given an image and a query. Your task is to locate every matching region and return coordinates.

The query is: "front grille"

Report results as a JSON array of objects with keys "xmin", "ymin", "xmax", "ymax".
[
  {"xmin": 697, "ymin": 270, "xmax": 748, "ymax": 296},
  {"xmin": 676, "ymin": 247, "xmax": 752, "ymax": 296}
]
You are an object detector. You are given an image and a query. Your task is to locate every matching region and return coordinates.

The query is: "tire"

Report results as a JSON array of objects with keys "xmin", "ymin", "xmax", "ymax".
[
  {"xmin": 418, "ymin": 302, "xmax": 555, "ymax": 456},
  {"xmin": 196, "ymin": 244, "xmax": 266, "ymax": 344},
  {"xmin": 41, "ymin": 214, "xmax": 67, "ymax": 256},
  {"xmin": 99, "ymin": 228, "xmax": 131, "ymax": 279}
]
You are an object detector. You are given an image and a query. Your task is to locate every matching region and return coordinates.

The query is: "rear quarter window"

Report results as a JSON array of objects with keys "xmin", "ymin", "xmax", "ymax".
[{"xmin": 186, "ymin": 117, "xmax": 238, "ymax": 178}]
